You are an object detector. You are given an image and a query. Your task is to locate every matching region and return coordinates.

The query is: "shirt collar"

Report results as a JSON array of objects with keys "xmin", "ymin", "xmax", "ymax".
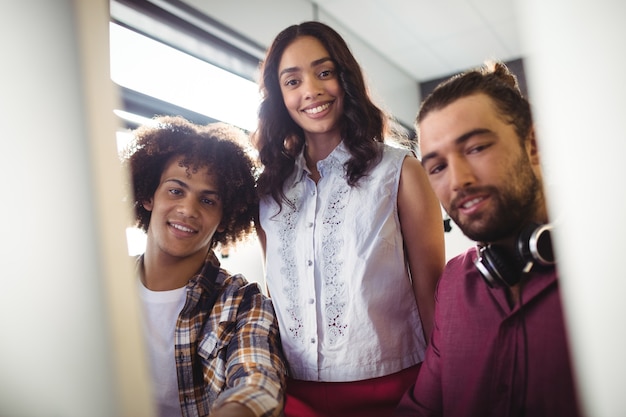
[
  {"xmin": 135, "ymin": 250, "xmax": 221, "ymax": 290},
  {"xmin": 293, "ymin": 141, "xmax": 350, "ymax": 184}
]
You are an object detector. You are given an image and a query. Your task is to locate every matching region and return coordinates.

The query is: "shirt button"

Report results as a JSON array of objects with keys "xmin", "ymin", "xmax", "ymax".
[
  {"xmin": 308, "ymin": 298, "xmax": 315, "ymax": 304},
  {"xmin": 310, "ymin": 338, "xmax": 316, "ymax": 344},
  {"xmin": 307, "ymin": 222, "xmax": 313, "ymax": 228},
  {"xmin": 307, "ymin": 260, "xmax": 313, "ymax": 266}
]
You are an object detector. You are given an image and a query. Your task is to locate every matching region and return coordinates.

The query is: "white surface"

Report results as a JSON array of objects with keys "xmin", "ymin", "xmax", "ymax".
[{"xmin": 517, "ymin": 1, "xmax": 626, "ymax": 415}]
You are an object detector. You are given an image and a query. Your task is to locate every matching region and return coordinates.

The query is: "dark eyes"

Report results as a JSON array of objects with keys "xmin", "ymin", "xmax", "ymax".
[
  {"xmin": 168, "ymin": 189, "xmax": 217, "ymax": 206},
  {"xmin": 425, "ymin": 142, "xmax": 493, "ymax": 175},
  {"xmin": 427, "ymin": 163, "xmax": 447, "ymax": 175},
  {"xmin": 468, "ymin": 143, "xmax": 490, "ymax": 154},
  {"xmin": 281, "ymin": 68, "xmax": 336, "ymax": 87}
]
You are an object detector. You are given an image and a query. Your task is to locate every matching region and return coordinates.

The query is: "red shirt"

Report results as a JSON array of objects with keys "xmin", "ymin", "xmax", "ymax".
[{"xmin": 395, "ymin": 248, "xmax": 582, "ymax": 417}]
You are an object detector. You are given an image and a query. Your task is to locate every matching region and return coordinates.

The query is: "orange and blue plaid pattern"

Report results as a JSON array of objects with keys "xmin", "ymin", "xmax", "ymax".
[{"xmin": 172, "ymin": 251, "xmax": 286, "ymax": 417}]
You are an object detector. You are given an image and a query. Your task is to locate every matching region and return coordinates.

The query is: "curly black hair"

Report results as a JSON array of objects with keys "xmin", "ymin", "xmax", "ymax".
[{"xmin": 120, "ymin": 115, "xmax": 259, "ymax": 249}]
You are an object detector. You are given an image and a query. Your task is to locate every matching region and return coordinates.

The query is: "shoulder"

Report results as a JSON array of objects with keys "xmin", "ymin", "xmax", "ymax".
[
  {"xmin": 436, "ymin": 247, "xmax": 481, "ymax": 293},
  {"xmin": 218, "ymin": 271, "xmax": 261, "ymax": 299},
  {"xmin": 443, "ymin": 247, "xmax": 478, "ymax": 276},
  {"xmin": 219, "ymin": 273, "xmax": 276, "ymax": 317},
  {"xmin": 381, "ymin": 142, "xmax": 412, "ymax": 161},
  {"xmin": 366, "ymin": 143, "xmax": 411, "ymax": 178},
  {"xmin": 396, "ymin": 148, "xmax": 434, "ymax": 200}
]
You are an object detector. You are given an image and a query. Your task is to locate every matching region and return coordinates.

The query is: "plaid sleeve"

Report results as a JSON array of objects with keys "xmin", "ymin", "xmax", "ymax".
[{"xmin": 213, "ymin": 281, "xmax": 287, "ymax": 417}]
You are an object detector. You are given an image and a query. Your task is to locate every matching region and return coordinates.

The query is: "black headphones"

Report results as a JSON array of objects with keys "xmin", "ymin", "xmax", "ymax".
[{"xmin": 474, "ymin": 223, "xmax": 555, "ymax": 288}]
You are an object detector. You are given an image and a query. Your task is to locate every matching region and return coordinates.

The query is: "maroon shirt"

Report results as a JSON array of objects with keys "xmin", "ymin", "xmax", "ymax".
[{"xmin": 395, "ymin": 247, "xmax": 581, "ymax": 417}]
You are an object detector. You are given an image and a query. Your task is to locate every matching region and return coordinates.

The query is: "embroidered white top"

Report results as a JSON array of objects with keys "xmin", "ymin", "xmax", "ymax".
[{"xmin": 260, "ymin": 141, "xmax": 426, "ymax": 382}]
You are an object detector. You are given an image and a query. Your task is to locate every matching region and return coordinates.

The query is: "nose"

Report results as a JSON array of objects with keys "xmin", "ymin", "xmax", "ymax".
[
  {"xmin": 303, "ymin": 76, "xmax": 323, "ymax": 99},
  {"xmin": 448, "ymin": 156, "xmax": 475, "ymax": 192},
  {"xmin": 177, "ymin": 196, "xmax": 199, "ymax": 218}
]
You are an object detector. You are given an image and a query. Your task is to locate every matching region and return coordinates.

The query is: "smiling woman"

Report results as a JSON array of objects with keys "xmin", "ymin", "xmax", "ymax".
[{"xmin": 253, "ymin": 21, "xmax": 446, "ymax": 417}]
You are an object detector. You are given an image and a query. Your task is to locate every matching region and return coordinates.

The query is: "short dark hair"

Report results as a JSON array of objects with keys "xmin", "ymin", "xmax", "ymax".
[
  {"xmin": 121, "ymin": 116, "xmax": 258, "ymax": 249},
  {"xmin": 417, "ymin": 61, "xmax": 533, "ymax": 146}
]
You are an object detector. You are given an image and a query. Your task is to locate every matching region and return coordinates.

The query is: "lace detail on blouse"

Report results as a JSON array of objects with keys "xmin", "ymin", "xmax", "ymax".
[
  {"xmin": 261, "ymin": 143, "xmax": 425, "ymax": 381},
  {"xmin": 321, "ymin": 181, "xmax": 349, "ymax": 344},
  {"xmin": 277, "ymin": 190, "xmax": 304, "ymax": 343}
]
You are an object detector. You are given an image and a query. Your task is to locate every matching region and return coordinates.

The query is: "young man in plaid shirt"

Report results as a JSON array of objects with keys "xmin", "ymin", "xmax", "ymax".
[{"xmin": 122, "ymin": 116, "xmax": 286, "ymax": 417}]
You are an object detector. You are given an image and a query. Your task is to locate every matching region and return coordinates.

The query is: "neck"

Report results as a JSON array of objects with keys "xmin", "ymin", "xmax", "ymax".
[
  {"xmin": 485, "ymin": 200, "xmax": 550, "ymax": 248},
  {"xmin": 303, "ymin": 133, "xmax": 341, "ymax": 165},
  {"xmin": 303, "ymin": 135, "xmax": 341, "ymax": 183},
  {"xmin": 141, "ymin": 246, "xmax": 208, "ymax": 291}
]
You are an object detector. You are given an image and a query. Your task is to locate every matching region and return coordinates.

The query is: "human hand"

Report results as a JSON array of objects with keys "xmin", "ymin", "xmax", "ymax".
[{"xmin": 211, "ymin": 402, "xmax": 256, "ymax": 417}]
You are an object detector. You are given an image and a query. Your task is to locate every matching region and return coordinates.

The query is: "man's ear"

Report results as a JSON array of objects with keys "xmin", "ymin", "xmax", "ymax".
[
  {"xmin": 525, "ymin": 126, "xmax": 540, "ymax": 166},
  {"xmin": 142, "ymin": 198, "xmax": 154, "ymax": 211}
]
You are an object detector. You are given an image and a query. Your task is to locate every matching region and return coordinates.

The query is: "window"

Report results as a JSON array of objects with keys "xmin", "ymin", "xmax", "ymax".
[{"xmin": 110, "ymin": 0, "xmax": 266, "ymax": 286}]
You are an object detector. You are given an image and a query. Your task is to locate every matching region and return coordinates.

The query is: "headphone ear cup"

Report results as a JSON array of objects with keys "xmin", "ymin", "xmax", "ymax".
[
  {"xmin": 475, "ymin": 245, "xmax": 522, "ymax": 287},
  {"xmin": 518, "ymin": 223, "xmax": 555, "ymax": 266},
  {"xmin": 476, "ymin": 224, "xmax": 555, "ymax": 288}
]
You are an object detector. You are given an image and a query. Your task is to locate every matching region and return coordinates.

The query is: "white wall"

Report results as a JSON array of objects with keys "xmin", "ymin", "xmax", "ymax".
[
  {"xmin": 0, "ymin": 1, "xmax": 152, "ymax": 416},
  {"xmin": 442, "ymin": 217, "xmax": 475, "ymax": 261},
  {"xmin": 517, "ymin": 1, "xmax": 626, "ymax": 416},
  {"xmin": 181, "ymin": 0, "xmax": 421, "ymax": 127}
]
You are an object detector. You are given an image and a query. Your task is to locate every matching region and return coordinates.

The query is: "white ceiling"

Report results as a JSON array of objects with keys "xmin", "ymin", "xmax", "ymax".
[
  {"xmin": 313, "ymin": 0, "xmax": 523, "ymax": 82},
  {"xmin": 175, "ymin": 0, "xmax": 523, "ymax": 83}
]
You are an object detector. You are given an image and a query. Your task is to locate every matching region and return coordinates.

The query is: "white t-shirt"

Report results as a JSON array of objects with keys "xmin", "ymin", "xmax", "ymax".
[
  {"xmin": 260, "ymin": 141, "xmax": 426, "ymax": 382},
  {"xmin": 138, "ymin": 281, "xmax": 187, "ymax": 417}
]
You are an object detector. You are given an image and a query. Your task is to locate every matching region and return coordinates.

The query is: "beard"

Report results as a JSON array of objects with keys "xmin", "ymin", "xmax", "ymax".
[{"xmin": 447, "ymin": 153, "xmax": 542, "ymax": 243}]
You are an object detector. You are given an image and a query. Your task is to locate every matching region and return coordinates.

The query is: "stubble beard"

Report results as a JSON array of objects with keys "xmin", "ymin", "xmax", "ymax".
[{"xmin": 448, "ymin": 155, "xmax": 542, "ymax": 243}]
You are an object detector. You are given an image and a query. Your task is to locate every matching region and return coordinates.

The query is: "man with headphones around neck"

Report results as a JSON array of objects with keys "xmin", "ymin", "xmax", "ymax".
[{"xmin": 394, "ymin": 62, "xmax": 582, "ymax": 417}]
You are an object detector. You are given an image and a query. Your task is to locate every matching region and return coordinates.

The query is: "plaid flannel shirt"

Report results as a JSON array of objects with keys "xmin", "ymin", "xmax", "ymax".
[{"xmin": 156, "ymin": 251, "xmax": 286, "ymax": 416}]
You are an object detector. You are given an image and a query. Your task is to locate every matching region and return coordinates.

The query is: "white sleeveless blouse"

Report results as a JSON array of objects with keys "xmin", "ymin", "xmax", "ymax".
[{"xmin": 260, "ymin": 141, "xmax": 426, "ymax": 382}]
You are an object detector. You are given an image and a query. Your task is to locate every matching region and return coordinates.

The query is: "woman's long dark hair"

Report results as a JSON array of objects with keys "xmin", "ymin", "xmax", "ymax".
[{"xmin": 254, "ymin": 21, "xmax": 387, "ymax": 209}]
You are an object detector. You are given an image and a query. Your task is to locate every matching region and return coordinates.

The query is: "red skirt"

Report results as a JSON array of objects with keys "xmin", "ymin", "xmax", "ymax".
[{"xmin": 284, "ymin": 364, "xmax": 421, "ymax": 417}]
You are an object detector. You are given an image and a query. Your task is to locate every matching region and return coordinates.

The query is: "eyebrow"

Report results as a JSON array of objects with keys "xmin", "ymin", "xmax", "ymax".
[
  {"xmin": 420, "ymin": 128, "xmax": 492, "ymax": 166},
  {"xmin": 278, "ymin": 57, "xmax": 334, "ymax": 78}
]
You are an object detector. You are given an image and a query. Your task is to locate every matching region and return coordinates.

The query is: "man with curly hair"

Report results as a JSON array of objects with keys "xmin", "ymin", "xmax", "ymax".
[{"xmin": 121, "ymin": 116, "xmax": 286, "ymax": 417}]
